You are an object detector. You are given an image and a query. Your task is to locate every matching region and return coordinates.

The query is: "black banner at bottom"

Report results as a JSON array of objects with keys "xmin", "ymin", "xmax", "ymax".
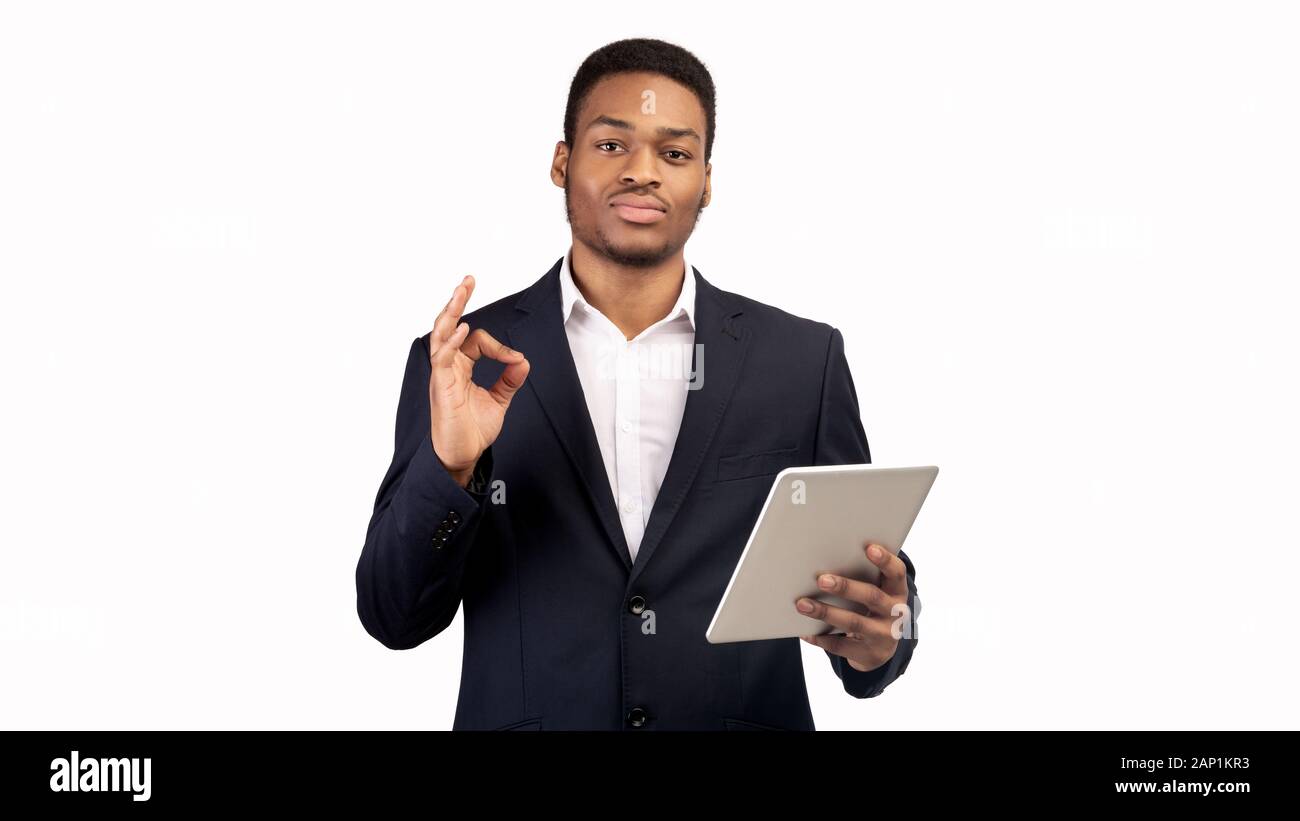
[{"xmin": 0, "ymin": 730, "xmax": 1288, "ymax": 809}]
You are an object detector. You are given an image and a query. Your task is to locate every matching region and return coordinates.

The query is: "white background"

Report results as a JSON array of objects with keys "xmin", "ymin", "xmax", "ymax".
[{"xmin": 1, "ymin": 1, "xmax": 1296, "ymax": 730}]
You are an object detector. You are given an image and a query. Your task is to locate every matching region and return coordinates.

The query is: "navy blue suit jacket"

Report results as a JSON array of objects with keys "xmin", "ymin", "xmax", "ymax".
[{"xmin": 355, "ymin": 257, "xmax": 919, "ymax": 730}]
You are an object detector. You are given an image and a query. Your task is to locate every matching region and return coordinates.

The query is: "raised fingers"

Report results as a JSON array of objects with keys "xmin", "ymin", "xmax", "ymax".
[
  {"xmin": 432, "ymin": 321, "xmax": 471, "ymax": 369},
  {"xmin": 431, "ymin": 275, "xmax": 475, "ymax": 349}
]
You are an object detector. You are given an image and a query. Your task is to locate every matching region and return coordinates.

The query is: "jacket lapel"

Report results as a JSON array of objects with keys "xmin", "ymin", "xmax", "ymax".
[
  {"xmin": 629, "ymin": 267, "xmax": 748, "ymax": 583},
  {"xmin": 507, "ymin": 258, "xmax": 634, "ymax": 571}
]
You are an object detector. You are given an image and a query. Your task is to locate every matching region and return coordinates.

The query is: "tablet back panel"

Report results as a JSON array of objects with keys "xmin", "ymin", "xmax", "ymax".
[{"xmin": 705, "ymin": 464, "xmax": 938, "ymax": 644}]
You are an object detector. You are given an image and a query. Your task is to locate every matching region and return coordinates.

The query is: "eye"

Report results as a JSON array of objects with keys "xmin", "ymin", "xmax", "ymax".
[
  {"xmin": 596, "ymin": 141, "xmax": 623, "ymax": 152},
  {"xmin": 665, "ymin": 150, "xmax": 690, "ymax": 161}
]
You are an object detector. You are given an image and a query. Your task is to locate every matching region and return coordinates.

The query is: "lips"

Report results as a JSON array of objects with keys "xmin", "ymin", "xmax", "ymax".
[
  {"xmin": 612, "ymin": 204, "xmax": 667, "ymax": 224},
  {"xmin": 610, "ymin": 195, "xmax": 667, "ymax": 224}
]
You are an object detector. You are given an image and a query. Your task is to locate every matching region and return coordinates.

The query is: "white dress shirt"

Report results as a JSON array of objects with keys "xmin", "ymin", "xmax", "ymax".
[{"xmin": 559, "ymin": 246, "xmax": 697, "ymax": 563}]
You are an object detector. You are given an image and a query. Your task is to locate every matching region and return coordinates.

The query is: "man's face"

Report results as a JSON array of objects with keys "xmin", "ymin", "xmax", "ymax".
[{"xmin": 553, "ymin": 71, "xmax": 711, "ymax": 268}]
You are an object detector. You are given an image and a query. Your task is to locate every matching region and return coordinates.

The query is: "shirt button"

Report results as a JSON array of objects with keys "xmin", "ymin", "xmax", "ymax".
[
  {"xmin": 621, "ymin": 498, "xmax": 636, "ymax": 514},
  {"xmin": 620, "ymin": 419, "xmax": 632, "ymax": 433},
  {"xmin": 626, "ymin": 707, "xmax": 648, "ymax": 728},
  {"xmin": 627, "ymin": 595, "xmax": 646, "ymax": 615}
]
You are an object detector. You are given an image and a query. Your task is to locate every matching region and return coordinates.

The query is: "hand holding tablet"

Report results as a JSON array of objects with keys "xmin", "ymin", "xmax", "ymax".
[
  {"xmin": 705, "ymin": 464, "xmax": 938, "ymax": 645},
  {"xmin": 795, "ymin": 541, "xmax": 915, "ymax": 673}
]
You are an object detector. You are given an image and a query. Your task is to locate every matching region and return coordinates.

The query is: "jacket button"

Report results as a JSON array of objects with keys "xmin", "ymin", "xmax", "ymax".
[
  {"xmin": 448, "ymin": 511, "xmax": 461, "ymax": 525},
  {"xmin": 627, "ymin": 595, "xmax": 646, "ymax": 615},
  {"xmin": 626, "ymin": 707, "xmax": 648, "ymax": 728}
]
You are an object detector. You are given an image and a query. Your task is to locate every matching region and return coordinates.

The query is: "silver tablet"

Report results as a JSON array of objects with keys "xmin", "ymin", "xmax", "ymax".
[{"xmin": 705, "ymin": 464, "xmax": 939, "ymax": 644}]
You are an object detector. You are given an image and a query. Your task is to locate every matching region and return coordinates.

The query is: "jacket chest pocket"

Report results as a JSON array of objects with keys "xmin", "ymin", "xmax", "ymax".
[{"xmin": 715, "ymin": 445, "xmax": 800, "ymax": 483}]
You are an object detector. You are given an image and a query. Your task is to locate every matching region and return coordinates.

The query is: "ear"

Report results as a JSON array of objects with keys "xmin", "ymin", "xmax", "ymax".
[
  {"xmin": 550, "ymin": 141, "xmax": 570, "ymax": 188},
  {"xmin": 701, "ymin": 161, "xmax": 712, "ymax": 207}
]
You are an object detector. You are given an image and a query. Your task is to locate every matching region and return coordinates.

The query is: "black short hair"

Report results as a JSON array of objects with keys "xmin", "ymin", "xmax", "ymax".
[{"xmin": 564, "ymin": 38, "xmax": 717, "ymax": 164}]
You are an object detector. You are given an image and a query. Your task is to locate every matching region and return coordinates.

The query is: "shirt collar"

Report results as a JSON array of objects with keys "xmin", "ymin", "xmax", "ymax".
[{"xmin": 559, "ymin": 245, "xmax": 695, "ymax": 332}]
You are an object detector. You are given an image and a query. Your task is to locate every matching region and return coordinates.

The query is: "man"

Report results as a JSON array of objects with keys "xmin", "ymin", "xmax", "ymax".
[{"xmin": 355, "ymin": 38, "xmax": 919, "ymax": 730}]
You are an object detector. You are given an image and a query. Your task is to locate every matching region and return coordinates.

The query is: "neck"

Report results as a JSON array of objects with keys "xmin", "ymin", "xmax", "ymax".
[{"xmin": 570, "ymin": 239, "xmax": 686, "ymax": 340}]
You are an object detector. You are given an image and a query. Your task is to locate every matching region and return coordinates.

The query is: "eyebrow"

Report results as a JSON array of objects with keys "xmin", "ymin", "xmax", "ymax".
[{"xmin": 585, "ymin": 114, "xmax": 702, "ymax": 143}]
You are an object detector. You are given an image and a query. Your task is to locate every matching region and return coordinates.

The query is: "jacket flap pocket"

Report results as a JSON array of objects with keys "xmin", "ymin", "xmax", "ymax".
[
  {"xmin": 722, "ymin": 716, "xmax": 791, "ymax": 731},
  {"xmin": 493, "ymin": 716, "xmax": 543, "ymax": 730},
  {"xmin": 715, "ymin": 445, "xmax": 800, "ymax": 483}
]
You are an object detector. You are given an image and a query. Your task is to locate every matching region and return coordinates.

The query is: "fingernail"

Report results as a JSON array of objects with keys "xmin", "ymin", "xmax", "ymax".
[
  {"xmin": 796, "ymin": 598, "xmax": 814, "ymax": 613},
  {"xmin": 868, "ymin": 545, "xmax": 882, "ymax": 560},
  {"xmin": 818, "ymin": 574, "xmax": 835, "ymax": 589}
]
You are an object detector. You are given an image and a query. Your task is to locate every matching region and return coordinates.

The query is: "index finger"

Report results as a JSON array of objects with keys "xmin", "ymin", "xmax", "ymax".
[{"xmin": 461, "ymin": 327, "xmax": 524, "ymax": 363}]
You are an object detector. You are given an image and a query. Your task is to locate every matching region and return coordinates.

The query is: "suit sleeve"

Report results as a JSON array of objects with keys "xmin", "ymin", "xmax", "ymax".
[
  {"xmin": 811, "ymin": 326, "xmax": 919, "ymax": 698},
  {"xmin": 355, "ymin": 335, "xmax": 494, "ymax": 650}
]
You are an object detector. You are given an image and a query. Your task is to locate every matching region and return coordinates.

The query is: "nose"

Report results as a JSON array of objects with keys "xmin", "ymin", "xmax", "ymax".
[{"xmin": 619, "ymin": 144, "xmax": 662, "ymax": 189}]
